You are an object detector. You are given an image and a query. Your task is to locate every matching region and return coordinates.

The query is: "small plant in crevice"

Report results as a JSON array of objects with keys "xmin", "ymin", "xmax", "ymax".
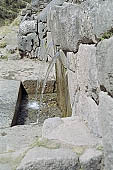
[{"xmin": 100, "ymin": 29, "xmax": 113, "ymax": 41}]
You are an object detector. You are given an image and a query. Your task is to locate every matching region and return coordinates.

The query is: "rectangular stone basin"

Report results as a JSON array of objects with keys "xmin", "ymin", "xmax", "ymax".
[{"xmin": 0, "ymin": 80, "xmax": 23, "ymax": 128}]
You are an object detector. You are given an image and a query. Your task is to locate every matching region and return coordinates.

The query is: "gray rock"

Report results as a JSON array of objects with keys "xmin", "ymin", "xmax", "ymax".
[
  {"xmin": 97, "ymin": 36, "xmax": 113, "ymax": 96},
  {"xmin": 80, "ymin": 148, "xmax": 103, "ymax": 170},
  {"xmin": 49, "ymin": 1, "xmax": 113, "ymax": 51},
  {"xmin": 0, "ymin": 124, "xmax": 42, "ymax": 153},
  {"xmin": 42, "ymin": 117, "xmax": 101, "ymax": 146},
  {"xmin": 42, "ymin": 117, "xmax": 63, "ymax": 137},
  {"xmin": 38, "ymin": 0, "xmax": 66, "ymax": 22},
  {"xmin": 38, "ymin": 38, "xmax": 47, "ymax": 61},
  {"xmin": 67, "ymin": 45, "xmax": 100, "ymax": 137},
  {"xmin": 19, "ymin": 20, "xmax": 37, "ymax": 35},
  {"xmin": 47, "ymin": 32, "xmax": 54, "ymax": 60},
  {"xmin": 17, "ymin": 147, "xmax": 79, "ymax": 170},
  {"xmin": 0, "ymin": 80, "xmax": 21, "ymax": 128},
  {"xmin": 18, "ymin": 33, "xmax": 39, "ymax": 53},
  {"xmin": 18, "ymin": 36, "xmax": 29, "ymax": 52},
  {"xmin": 99, "ymin": 92, "xmax": 113, "ymax": 170}
]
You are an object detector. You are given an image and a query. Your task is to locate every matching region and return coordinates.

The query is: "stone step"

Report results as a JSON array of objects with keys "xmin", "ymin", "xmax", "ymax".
[
  {"xmin": 42, "ymin": 117, "xmax": 102, "ymax": 146},
  {"xmin": 17, "ymin": 147, "xmax": 79, "ymax": 170},
  {"xmin": 16, "ymin": 146, "xmax": 103, "ymax": 170},
  {"xmin": 0, "ymin": 80, "xmax": 22, "ymax": 128}
]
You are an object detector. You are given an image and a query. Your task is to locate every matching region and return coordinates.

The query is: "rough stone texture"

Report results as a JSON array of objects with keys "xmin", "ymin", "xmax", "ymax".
[
  {"xmin": 0, "ymin": 80, "xmax": 22, "ymax": 128},
  {"xmin": 38, "ymin": 38, "xmax": 47, "ymax": 61},
  {"xmin": 67, "ymin": 52, "xmax": 77, "ymax": 115},
  {"xmin": 31, "ymin": 0, "xmax": 52, "ymax": 12},
  {"xmin": 72, "ymin": 44, "xmax": 100, "ymax": 137},
  {"xmin": 19, "ymin": 20, "xmax": 37, "ymax": 35},
  {"xmin": 99, "ymin": 92, "xmax": 113, "ymax": 170},
  {"xmin": 42, "ymin": 117, "xmax": 101, "ymax": 146},
  {"xmin": 42, "ymin": 117, "xmax": 64, "ymax": 137},
  {"xmin": 79, "ymin": 148, "xmax": 103, "ymax": 170},
  {"xmin": 0, "ymin": 124, "xmax": 42, "ymax": 153},
  {"xmin": 17, "ymin": 147, "xmax": 79, "ymax": 170},
  {"xmin": 38, "ymin": 0, "xmax": 66, "ymax": 22},
  {"xmin": 49, "ymin": 1, "xmax": 113, "ymax": 51},
  {"xmin": 0, "ymin": 58, "xmax": 55, "ymax": 84},
  {"xmin": 47, "ymin": 32, "xmax": 54, "ymax": 60},
  {"xmin": 57, "ymin": 45, "xmax": 100, "ymax": 137},
  {"xmin": 97, "ymin": 36, "xmax": 113, "ymax": 97},
  {"xmin": 0, "ymin": 124, "xmax": 42, "ymax": 170}
]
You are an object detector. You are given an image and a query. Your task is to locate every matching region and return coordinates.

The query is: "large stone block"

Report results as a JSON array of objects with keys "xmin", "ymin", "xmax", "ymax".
[
  {"xmin": 38, "ymin": 0, "xmax": 66, "ymax": 22},
  {"xmin": 17, "ymin": 147, "xmax": 79, "ymax": 170},
  {"xmin": 49, "ymin": 1, "xmax": 113, "ymax": 51},
  {"xmin": 69, "ymin": 44, "xmax": 100, "ymax": 136},
  {"xmin": 97, "ymin": 36, "xmax": 113, "ymax": 96},
  {"xmin": 0, "ymin": 80, "xmax": 22, "ymax": 128},
  {"xmin": 99, "ymin": 92, "xmax": 113, "ymax": 170}
]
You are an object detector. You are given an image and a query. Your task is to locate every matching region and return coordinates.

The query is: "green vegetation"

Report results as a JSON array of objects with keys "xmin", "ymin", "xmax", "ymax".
[
  {"xmin": 31, "ymin": 138, "xmax": 61, "ymax": 149},
  {"xmin": 100, "ymin": 29, "xmax": 113, "ymax": 41},
  {"xmin": 0, "ymin": 0, "xmax": 31, "ymax": 26},
  {"xmin": 0, "ymin": 40, "xmax": 7, "ymax": 48}
]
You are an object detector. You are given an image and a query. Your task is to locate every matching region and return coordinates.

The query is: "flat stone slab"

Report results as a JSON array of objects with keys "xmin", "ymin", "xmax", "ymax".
[
  {"xmin": 42, "ymin": 117, "xmax": 101, "ymax": 146},
  {"xmin": 17, "ymin": 147, "xmax": 79, "ymax": 170},
  {"xmin": 0, "ymin": 124, "xmax": 42, "ymax": 153},
  {"xmin": 0, "ymin": 80, "xmax": 21, "ymax": 128}
]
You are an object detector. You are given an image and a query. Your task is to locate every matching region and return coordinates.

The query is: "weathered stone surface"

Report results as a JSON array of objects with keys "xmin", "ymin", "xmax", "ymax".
[
  {"xmin": 79, "ymin": 148, "xmax": 103, "ymax": 170},
  {"xmin": 0, "ymin": 124, "xmax": 42, "ymax": 153},
  {"xmin": 17, "ymin": 147, "xmax": 79, "ymax": 170},
  {"xmin": 42, "ymin": 117, "xmax": 63, "ymax": 137},
  {"xmin": 0, "ymin": 80, "xmax": 21, "ymax": 128},
  {"xmin": 38, "ymin": 0, "xmax": 66, "ymax": 22},
  {"xmin": 97, "ymin": 36, "xmax": 113, "ymax": 96},
  {"xmin": 49, "ymin": 1, "xmax": 113, "ymax": 51},
  {"xmin": 99, "ymin": 92, "xmax": 113, "ymax": 170},
  {"xmin": 42, "ymin": 117, "xmax": 101, "ymax": 146},
  {"xmin": 49, "ymin": 3, "xmax": 81, "ymax": 50},
  {"xmin": 73, "ymin": 44, "xmax": 100, "ymax": 136},
  {"xmin": 77, "ymin": 94, "xmax": 101, "ymax": 137},
  {"xmin": 47, "ymin": 32, "xmax": 54, "ymax": 60},
  {"xmin": 0, "ymin": 124, "xmax": 42, "ymax": 170},
  {"xmin": 0, "ymin": 59, "xmax": 55, "ymax": 83},
  {"xmin": 18, "ymin": 33, "xmax": 39, "ymax": 54},
  {"xmin": 38, "ymin": 38, "xmax": 47, "ymax": 61},
  {"xmin": 19, "ymin": 20, "xmax": 37, "ymax": 35}
]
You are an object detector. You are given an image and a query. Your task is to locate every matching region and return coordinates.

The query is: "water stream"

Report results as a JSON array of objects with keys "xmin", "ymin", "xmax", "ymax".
[
  {"xmin": 17, "ymin": 43, "xmax": 61, "ymax": 125},
  {"xmin": 37, "ymin": 51, "xmax": 60, "ymax": 122}
]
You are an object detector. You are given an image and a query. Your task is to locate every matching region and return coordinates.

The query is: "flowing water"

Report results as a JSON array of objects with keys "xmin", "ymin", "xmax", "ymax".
[
  {"xmin": 17, "ymin": 46, "xmax": 61, "ymax": 125},
  {"xmin": 38, "ymin": 51, "xmax": 60, "ymax": 122}
]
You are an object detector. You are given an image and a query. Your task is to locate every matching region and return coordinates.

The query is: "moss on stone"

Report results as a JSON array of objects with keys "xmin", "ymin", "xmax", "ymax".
[
  {"xmin": 31, "ymin": 138, "xmax": 61, "ymax": 150},
  {"xmin": 96, "ymin": 145, "xmax": 104, "ymax": 151},
  {"xmin": 72, "ymin": 146, "xmax": 86, "ymax": 156},
  {"xmin": 0, "ymin": 41, "xmax": 7, "ymax": 48}
]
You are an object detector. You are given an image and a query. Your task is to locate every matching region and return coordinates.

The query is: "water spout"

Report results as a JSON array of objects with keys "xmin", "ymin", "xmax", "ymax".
[{"xmin": 37, "ymin": 51, "xmax": 60, "ymax": 122}]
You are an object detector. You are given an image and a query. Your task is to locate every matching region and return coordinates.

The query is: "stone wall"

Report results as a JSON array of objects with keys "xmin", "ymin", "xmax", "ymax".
[
  {"xmin": 18, "ymin": 0, "xmax": 66, "ymax": 60},
  {"xmin": 48, "ymin": 1, "xmax": 113, "ymax": 169},
  {"xmin": 48, "ymin": 0, "xmax": 113, "ymax": 135}
]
